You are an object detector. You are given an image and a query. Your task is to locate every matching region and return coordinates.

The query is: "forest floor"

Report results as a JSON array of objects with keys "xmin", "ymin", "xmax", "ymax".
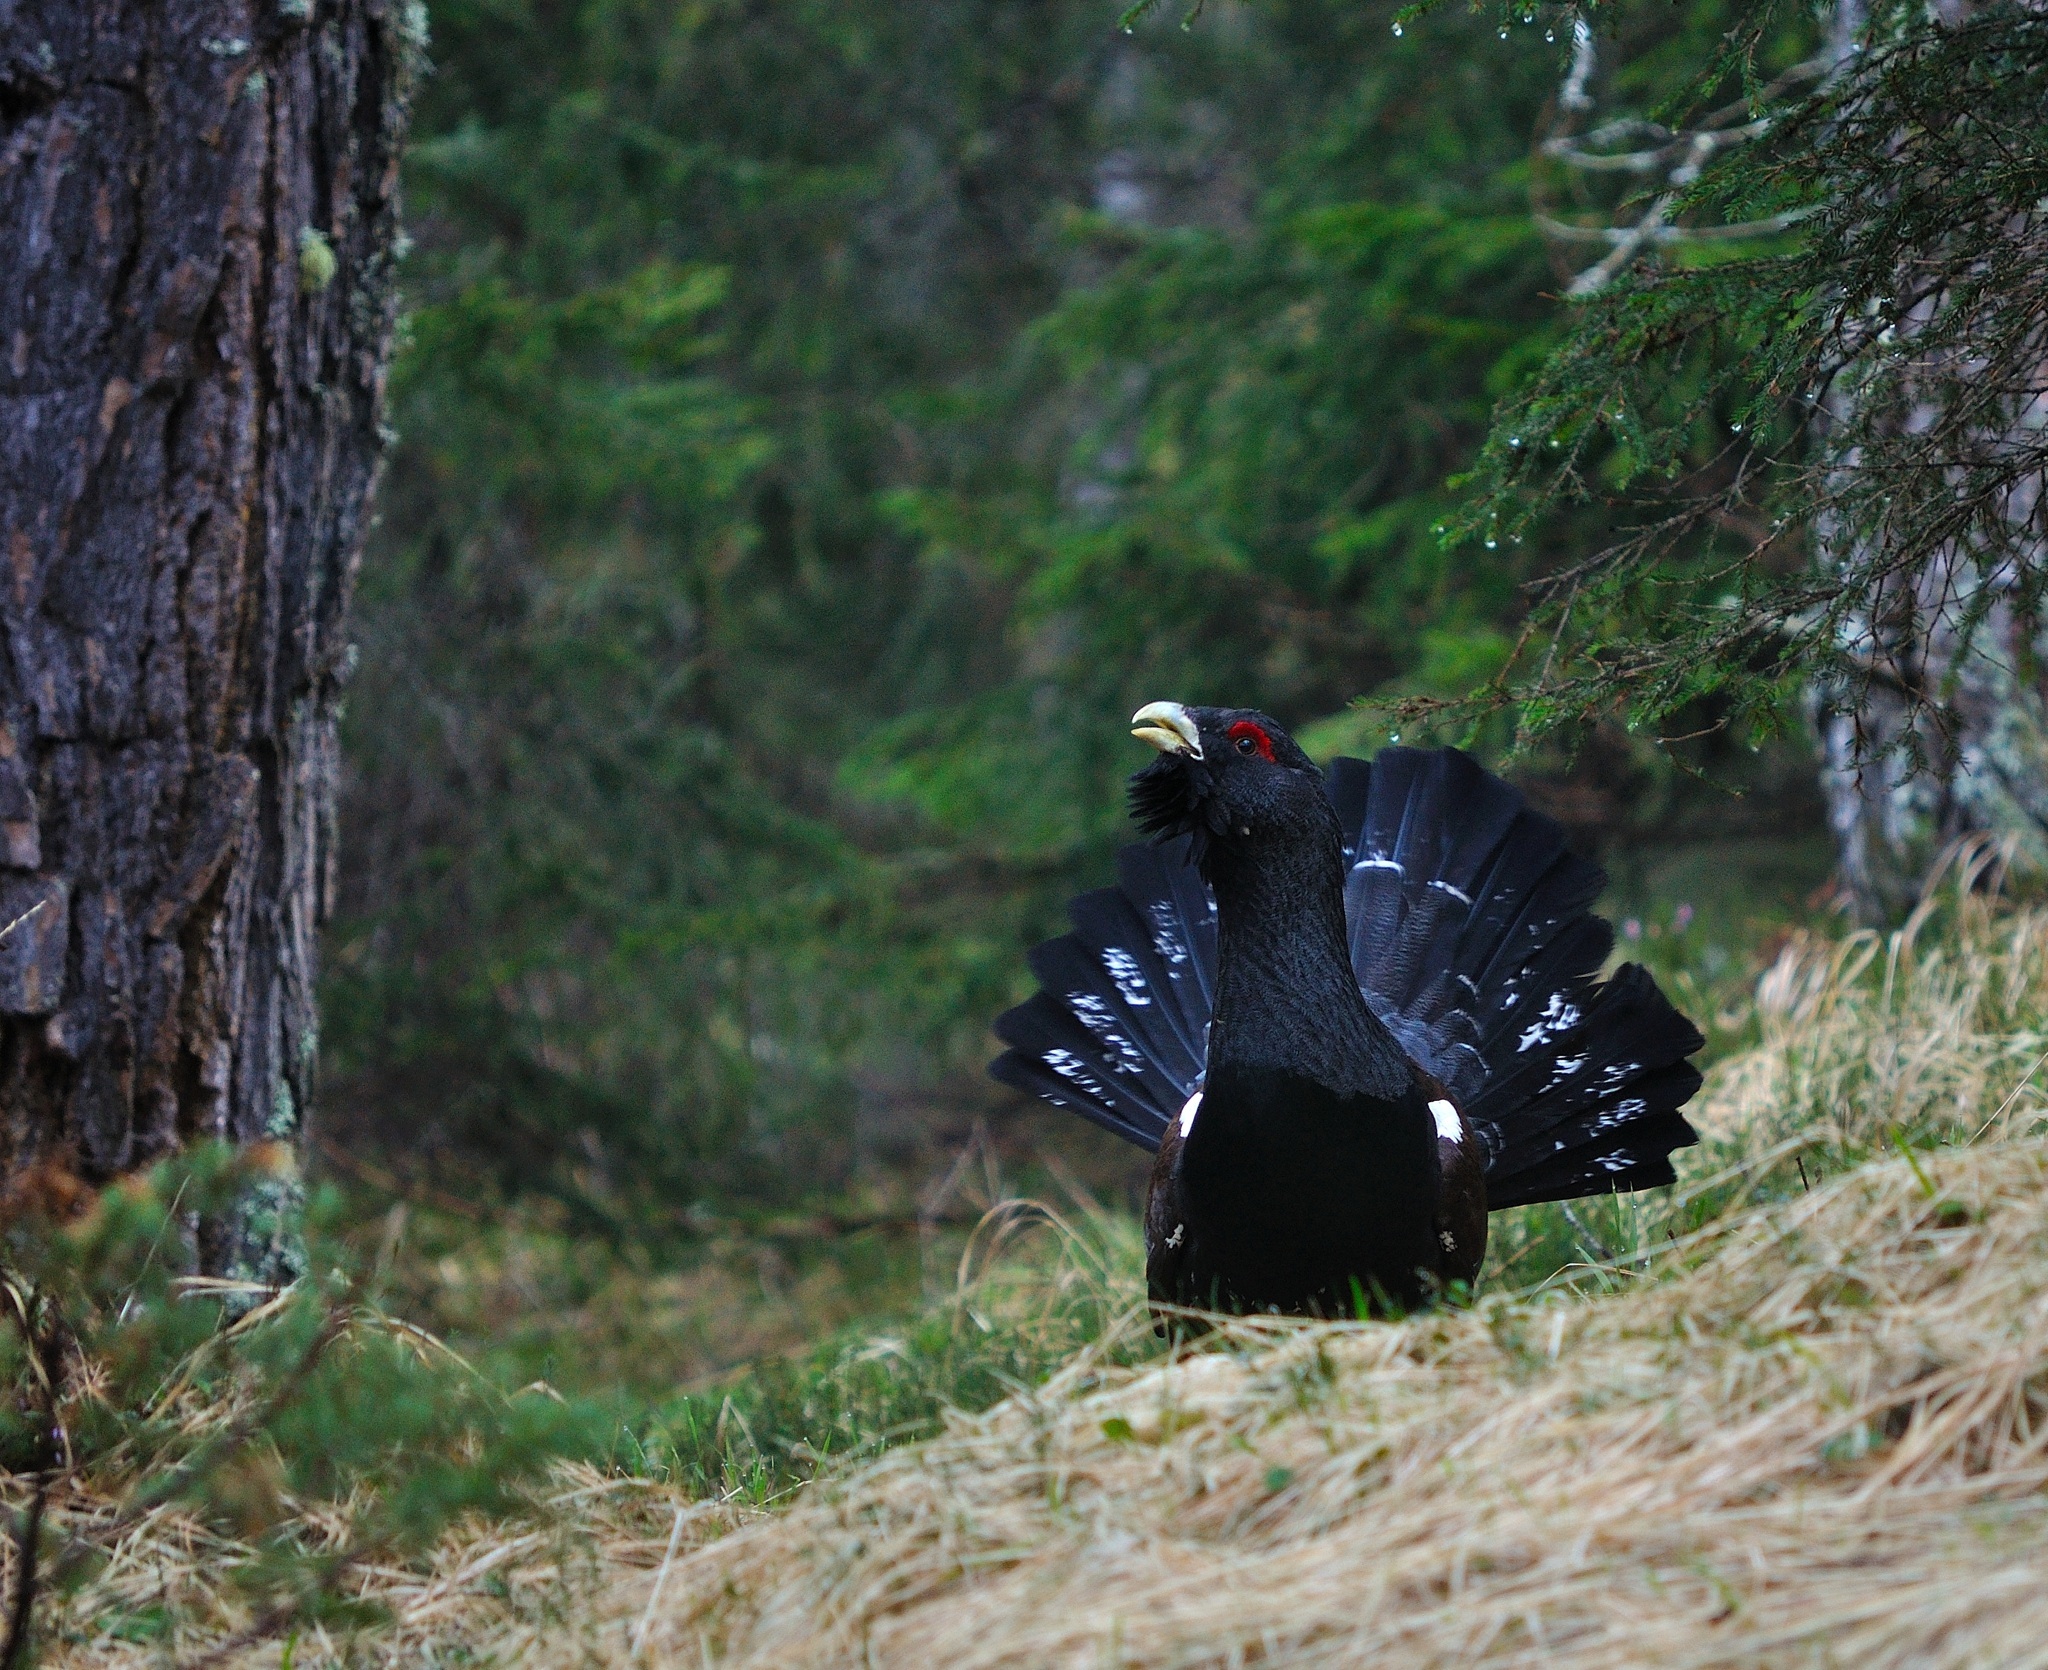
[
  {"xmin": 35, "ymin": 857, "xmax": 2048, "ymax": 1667},
  {"xmin": 416, "ymin": 1130, "xmax": 2048, "ymax": 1668}
]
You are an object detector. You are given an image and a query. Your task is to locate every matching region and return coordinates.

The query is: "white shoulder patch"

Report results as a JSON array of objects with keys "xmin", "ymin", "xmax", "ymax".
[
  {"xmin": 1428, "ymin": 1098, "xmax": 1463, "ymax": 1144},
  {"xmin": 1179, "ymin": 1090, "xmax": 1203, "ymax": 1139}
]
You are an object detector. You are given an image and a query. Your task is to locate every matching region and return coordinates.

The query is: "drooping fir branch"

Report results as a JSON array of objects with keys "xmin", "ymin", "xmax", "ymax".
[
  {"xmin": 1408, "ymin": 2, "xmax": 2048, "ymax": 760},
  {"xmin": 1533, "ymin": 13, "xmax": 1840, "ymax": 298}
]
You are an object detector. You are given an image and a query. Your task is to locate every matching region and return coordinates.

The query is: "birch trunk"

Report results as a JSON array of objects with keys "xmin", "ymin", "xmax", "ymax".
[{"xmin": 1810, "ymin": 0, "xmax": 2048, "ymax": 918}]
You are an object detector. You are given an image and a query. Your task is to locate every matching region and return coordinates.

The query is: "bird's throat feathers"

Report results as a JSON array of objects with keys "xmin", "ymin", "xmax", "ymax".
[
  {"xmin": 1128, "ymin": 751, "xmax": 1228, "ymax": 866},
  {"xmin": 1203, "ymin": 797, "xmax": 1413, "ymax": 1104}
]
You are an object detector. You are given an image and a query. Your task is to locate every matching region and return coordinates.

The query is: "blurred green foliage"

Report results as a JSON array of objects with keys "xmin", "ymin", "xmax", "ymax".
[{"xmin": 327, "ymin": 0, "xmax": 1824, "ymax": 1226}]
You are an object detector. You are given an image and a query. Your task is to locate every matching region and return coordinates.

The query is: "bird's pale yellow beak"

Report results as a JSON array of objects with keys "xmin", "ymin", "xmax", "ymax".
[{"xmin": 1131, "ymin": 701, "xmax": 1203, "ymax": 760}]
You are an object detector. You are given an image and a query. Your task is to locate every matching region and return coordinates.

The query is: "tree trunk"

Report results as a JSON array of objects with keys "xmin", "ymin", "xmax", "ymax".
[
  {"xmin": 0, "ymin": 2, "xmax": 417, "ymax": 1279},
  {"xmin": 1809, "ymin": 544, "xmax": 2048, "ymax": 921},
  {"xmin": 1808, "ymin": 0, "xmax": 2048, "ymax": 921}
]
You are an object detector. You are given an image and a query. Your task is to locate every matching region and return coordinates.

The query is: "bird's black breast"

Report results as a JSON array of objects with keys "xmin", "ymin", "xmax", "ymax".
[{"xmin": 1147, "ymin": 1064, "xmax": 1446, "ymax": 1317}]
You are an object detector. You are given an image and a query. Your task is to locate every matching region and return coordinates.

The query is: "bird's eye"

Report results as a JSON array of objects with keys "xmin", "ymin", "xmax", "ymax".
[{"xmin": 1226, "ymin": 720, "xmax": 1275, "ymax": 762}]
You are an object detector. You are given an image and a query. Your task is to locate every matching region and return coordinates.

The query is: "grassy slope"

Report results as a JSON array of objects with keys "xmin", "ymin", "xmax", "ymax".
[
  {"xmin": 591, "ymin": 1137, "xmax": 2048, "ymax": 1669},
  {"xmin": 42, "ymin": 857, "xmax": 2048, "ymax": 1666}
]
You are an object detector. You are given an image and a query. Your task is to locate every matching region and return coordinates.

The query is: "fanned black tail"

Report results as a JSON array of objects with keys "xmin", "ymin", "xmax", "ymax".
[
  {"xmin": 992, "ymin": 748, "xmax": 1702, "ymax": 1209},
  {"xmin": 1326, "ymin": 747, "xmax": 1703, "ymax": 1206},
  {"xmin": 990, "ymin": 838, "xmax": 1215, "ymax": 1149}
]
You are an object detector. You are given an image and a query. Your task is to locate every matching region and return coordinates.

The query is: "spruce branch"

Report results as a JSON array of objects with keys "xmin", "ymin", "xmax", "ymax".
[{"xmin": 1424, "ymin": 3, "xmax": 2048, "ymax": 766}]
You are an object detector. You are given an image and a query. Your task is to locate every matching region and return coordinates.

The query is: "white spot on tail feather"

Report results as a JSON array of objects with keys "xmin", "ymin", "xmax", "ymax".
[
  {"xmin": 1068, "ymin": 993, "xmax": 1147, "ymax": 1073},
  {"xmin": 1101, "ymin": 947, "xmax": 1152, "ymax": 1006},
  {"xmin": 1517, "ymin": 990, "xmax": 1582, "ymax": 1053},
  {"xmin": 1044, "ymin": 1049, "xmax": 1111, "ymax": 1101},
  {"xmin": 1146, "ymin": 901, "xmax": 1189, "ymax": 967}
]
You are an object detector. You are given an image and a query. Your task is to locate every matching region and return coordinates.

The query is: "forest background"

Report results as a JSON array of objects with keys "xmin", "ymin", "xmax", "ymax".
[
  {"xmin": 16, "ymin": 0, "xmax": 2048, "ymax": 1652},
  {"xmin": 329, "ymin": 0, "xmax": 1839, "ymax": 1294}
]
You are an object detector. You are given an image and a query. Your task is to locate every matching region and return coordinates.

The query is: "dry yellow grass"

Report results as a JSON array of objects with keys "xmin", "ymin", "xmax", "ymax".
[
  {"xmin": 402, "ymin": 1136, "xmax": 2046, "ymax": 1670},
  {"xmin": 1705, "ymin": 844, "xmax": 2048, "ymax": 1156},
  {"xmin": 37, "ymin": 878, "xmax": 2048, "ymax": 1667}
]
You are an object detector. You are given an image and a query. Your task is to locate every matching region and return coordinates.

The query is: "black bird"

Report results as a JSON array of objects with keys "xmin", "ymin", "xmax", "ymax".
[{"xmin": 991, "ymin": 701, "xmax": 1704, "ymax": 1319}]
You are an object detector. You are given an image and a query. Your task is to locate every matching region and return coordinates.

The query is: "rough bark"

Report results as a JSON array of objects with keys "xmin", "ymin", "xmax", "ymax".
[{"xmin": 0, "ymin": 2, "xmax": 417, "ymax": 1279}]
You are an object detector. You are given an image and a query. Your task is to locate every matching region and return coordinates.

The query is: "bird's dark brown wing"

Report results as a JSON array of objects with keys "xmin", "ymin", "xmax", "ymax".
[
  {"xmin": 1435, "ymin": 1111, "xmax": 1488, "ymax": 1291},
  {"xmin": 1143, "ymin": 1111, "xmax": 1195, "ymax": 1323},
  {"xmin": 1411, "ymin": 1062, "xmax": 1487, "ymax": 1292}
]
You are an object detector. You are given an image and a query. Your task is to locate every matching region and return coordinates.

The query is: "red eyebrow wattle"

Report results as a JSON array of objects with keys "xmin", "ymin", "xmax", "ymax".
[{"xmin": 1227, "ymin": 720, "xmax": 1275, "ymax": 762}]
